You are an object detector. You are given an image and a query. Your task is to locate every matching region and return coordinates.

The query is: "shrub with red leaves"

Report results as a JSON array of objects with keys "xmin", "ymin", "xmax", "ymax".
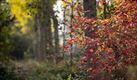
[{"xmin": 67, "ymin": 0, "xmax": 137, "ymax": 79}]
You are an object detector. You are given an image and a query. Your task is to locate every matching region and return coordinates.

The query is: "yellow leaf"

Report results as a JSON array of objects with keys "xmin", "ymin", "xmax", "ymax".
[{"xmin": 63, "ymin": 0, "xmax": 72, "ymax": 7}]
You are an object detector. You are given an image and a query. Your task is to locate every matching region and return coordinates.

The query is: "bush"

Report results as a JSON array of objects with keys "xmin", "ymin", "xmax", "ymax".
[{"xmin": 0, "ymin": 62, "xmax": 22, "ymax": 80}]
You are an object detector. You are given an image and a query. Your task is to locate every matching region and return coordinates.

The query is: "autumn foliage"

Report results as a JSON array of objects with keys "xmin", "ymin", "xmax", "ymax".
[{"xmin": 66, "ymin": 0, "xmax": 137, "ymax": 78}]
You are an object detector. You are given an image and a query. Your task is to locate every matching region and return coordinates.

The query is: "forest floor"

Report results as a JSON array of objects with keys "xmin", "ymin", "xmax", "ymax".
[{"xmin": 13, "ymin": 59, "xmax": 80, "ymax": 80}]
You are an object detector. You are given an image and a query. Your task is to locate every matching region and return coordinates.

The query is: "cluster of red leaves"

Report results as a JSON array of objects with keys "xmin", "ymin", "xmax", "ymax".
[
  {"xmin": 64, "ymin": 36, "xmax": 81, "ymax": 52},
  {"xmin": 67, "ymin": 0, "xmax": 137, "ymax": 77},
  {"xmin": 100, "ymin": 0, "xmax": 108, "ymax": 6}
]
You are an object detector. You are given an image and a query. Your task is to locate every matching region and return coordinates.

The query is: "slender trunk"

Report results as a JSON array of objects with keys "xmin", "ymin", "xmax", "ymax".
[
  {"xmin": 63, "ymin": 7, "xmax": 66, "ymax": 58},
  {"xmin": 52, "ymin": 13, "xmax": 59, "ymax": 63},
  {"xmin": 70, "ymin": 0, "xmax": 74, "ymax": 66},
  {"xmin": 53, "ymin": 16, "xmax": 59, "ymax": 56},
  {"xmin": 50, "ymin": 5, "xmax": 59, "ymax": 57}
]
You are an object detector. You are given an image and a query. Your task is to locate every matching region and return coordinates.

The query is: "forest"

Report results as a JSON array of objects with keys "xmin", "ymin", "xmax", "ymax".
[{"xmin": 0, "ymin": 0, "xmax": 137, "ymax": 80}]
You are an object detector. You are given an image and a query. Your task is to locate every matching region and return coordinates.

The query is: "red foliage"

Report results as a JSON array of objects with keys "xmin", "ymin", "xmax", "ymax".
[
  {"xmin": 66, "ymin": 0, "xmax": 137, "ymax": 78},
  {"xmin": 100, "ymin": 0, "xmax": 108, "ymax": 6}
]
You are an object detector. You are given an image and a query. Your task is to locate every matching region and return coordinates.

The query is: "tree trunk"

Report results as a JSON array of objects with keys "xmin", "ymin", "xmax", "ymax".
[
  {"xmin": 34, "ymin": 0, "xmax": 53, "ymax": 60},
  {"xmin": 34, "ymin": 0, "xmax": 60, "ymax": 61},
  {"xmin": 83, "ymin": 0, "xmax": 96, "ymax": 18},
  {"xmin": 53, "ymin": 16, "xmax": 59, "ymax": 56},
  {"xmin": 48, "ymin": 1, "xmax": 60, "ymax": 63}
]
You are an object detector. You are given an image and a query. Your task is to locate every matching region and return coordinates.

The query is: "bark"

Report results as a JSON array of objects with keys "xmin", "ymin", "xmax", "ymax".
[
  {"xmin": 49, "ymin": 4, "xmax": 59, "ymax": 57},
  {"xmin": 34, "ymin": 0, "xmax": 60, "ymax": 61},
  {"xmin": 83, "ymin": 0, "xmax": 96, "ymax": 18},
  {"xmin": 53, "ymin": 16, "xmax": 59, "ymax": 56},
  {"xmin": 34, "ymin": 0, "xmax": 53, "ymax": 60}
]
